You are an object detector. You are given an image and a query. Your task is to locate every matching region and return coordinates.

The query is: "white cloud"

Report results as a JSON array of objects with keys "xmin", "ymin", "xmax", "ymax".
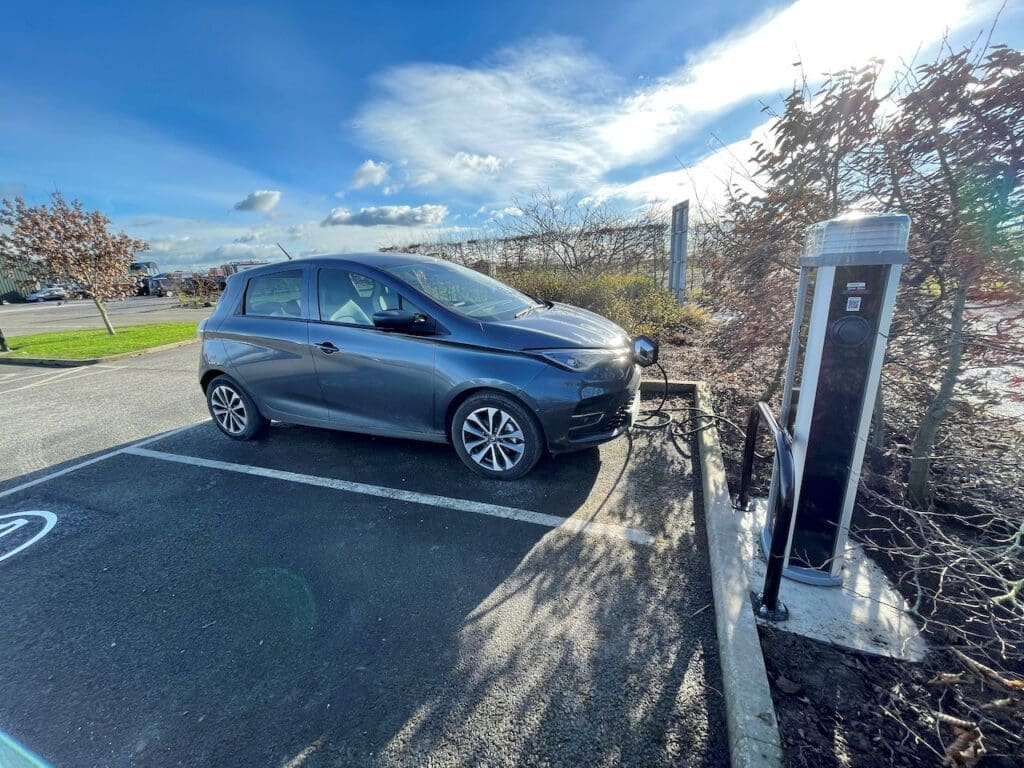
[
  {"xmin": 213, "ymin": 242, "xmax": 280, "ymax": 261},
  {"xmin": 351, "ymin": 159, "xmax": 390, "ymax": 188},
  {"xmin": 407, "ymin": 169, "xmax": 438, "ymax": 187},
  {"xmin": 590, "ymin": 121, "xmax": 772, "ymax": 213},
  {"xmin": 354, "ymin": 0, "xmax": 986, "ymax": 198},
  {"xmin": 451, "ymin": 152, "xmax": 505, "ymax": 175},
  {"xmin": 233, "ymin": 190, "xmax": 281, "ymax": 212},
  {"xmin": 597, "ymin": 0, "xmax": 981, "ymax": 163},
  {"xmin": 354, "ymin": 38, "xmax": 610, "ymax": 193},
  {"xmin": 321, "ymin": 204, "xmax": 448, "ymax": 227},
  {"xmin": 484, "ymin": 205, "xmax": 523, "ymax": 220},
  {"xmin": 118, "ymin": 214, "xmax": 404, "ymax": 270},
  {"xmin": 146, "ymin": 234, "xmax": 196, "ymax": 257}
]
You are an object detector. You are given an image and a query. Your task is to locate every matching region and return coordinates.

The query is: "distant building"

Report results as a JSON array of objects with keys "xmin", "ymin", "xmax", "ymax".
[{"xmin": 0, "ymin": 260, "xmax": 35, "ymax": 302}]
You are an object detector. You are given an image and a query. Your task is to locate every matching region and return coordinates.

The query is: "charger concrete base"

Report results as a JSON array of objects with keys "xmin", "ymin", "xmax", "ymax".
[{"xmin": 745, "ymin": 498, "xmax": 926, "ymax": 661}]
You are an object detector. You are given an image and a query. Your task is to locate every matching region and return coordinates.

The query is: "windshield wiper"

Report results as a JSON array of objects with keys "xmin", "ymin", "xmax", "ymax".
[{"xmin": 514, "ymin": 303, "xmax": 545, "ymax": 318}]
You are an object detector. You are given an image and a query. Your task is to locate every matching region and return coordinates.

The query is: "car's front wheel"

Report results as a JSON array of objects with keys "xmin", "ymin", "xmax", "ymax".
[
  {"xmin": 206, "ymin": 375, "xmax": 269, "ymax": 441},
  {"xmin": 452, "ymin": 392, "xmax": 543, "ymax": 480}
]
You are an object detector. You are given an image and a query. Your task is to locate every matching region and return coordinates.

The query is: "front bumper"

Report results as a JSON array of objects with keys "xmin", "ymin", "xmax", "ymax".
[{"xmin": 534, "ymin": 362, "xmax": 642, "ymax": 453}]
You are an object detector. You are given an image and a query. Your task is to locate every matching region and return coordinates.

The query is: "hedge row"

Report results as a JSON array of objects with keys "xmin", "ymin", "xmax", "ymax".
[{"xmin": 503, "ymin": 270, "xmax": 706, "ymax": 338}]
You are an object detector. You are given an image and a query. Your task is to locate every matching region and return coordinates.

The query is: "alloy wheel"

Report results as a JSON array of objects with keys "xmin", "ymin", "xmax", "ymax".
[
  {"xmin": 461, "ymin": 406, "xmax": 526, "ymax": 472},
  {"xmin": 210, "ymin": 384, "xmax": 248, "ymax": 435}
]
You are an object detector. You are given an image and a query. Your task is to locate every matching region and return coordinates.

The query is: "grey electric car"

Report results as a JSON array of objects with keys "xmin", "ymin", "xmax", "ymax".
[{"xmin": 198, "ymin": 253, "xmax": 657, "ymax": 479}]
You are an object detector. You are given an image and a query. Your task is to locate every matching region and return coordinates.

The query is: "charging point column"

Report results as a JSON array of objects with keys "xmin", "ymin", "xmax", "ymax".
[{"xmin": 763, "ymin": 214, "xmax": 910, "ymax": 586}]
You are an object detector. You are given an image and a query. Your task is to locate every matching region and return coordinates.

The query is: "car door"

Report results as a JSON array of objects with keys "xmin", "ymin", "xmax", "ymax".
[
  {"xmin": 310, "ymin": 266, "xmax": 437, "ymax": 437},
  {"xmin": 216, "ymin": 267, "xmax": 329, "ymax": 423}
]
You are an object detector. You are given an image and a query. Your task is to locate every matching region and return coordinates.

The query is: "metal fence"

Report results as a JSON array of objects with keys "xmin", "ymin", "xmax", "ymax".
[
  {"xmin": 385, "ymin": 224, "xmax": 669, "ymax": 280},
  {"xmin": 383, "ymin": 200, "xmax": 711, "ymax": 302}
]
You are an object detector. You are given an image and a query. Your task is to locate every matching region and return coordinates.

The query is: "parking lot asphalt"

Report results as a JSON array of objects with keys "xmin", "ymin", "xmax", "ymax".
[
  {"xmin": 0, "ymin": 296, "xmax": 210, "ymax": 336},
  {"xmin": 0, "ymin": 346, "xmax": 209, "ymax": 484},
  {"xmin": 0, "ymin": 347, "xmax": 727, "ymax": 767}
]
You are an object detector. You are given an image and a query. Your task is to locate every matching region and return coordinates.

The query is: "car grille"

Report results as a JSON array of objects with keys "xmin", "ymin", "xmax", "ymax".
[
  {"xmin": 569, "ymin": 395, "xmax": 634, "ymax": 440},
  {"xmin": 604, "ymin": 400, "xmax": 632, "ymax": 431}
]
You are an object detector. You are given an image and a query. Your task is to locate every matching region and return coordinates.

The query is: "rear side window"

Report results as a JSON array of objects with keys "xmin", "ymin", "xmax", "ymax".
[{"xmin": 244, "ymin": 271, "xmax": 303, "ymax": 318}]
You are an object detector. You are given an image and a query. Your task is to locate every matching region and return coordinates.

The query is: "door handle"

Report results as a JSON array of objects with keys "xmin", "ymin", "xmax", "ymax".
[{"xmin": 315, "ymin": 341, "xmax": 340, "ymax": 354}]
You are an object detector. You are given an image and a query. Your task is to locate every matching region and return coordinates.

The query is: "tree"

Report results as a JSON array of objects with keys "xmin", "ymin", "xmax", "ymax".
[
  {"xmin": 884, "ymin": 46, "xmax": 1024, "ymax": 505},
  {"xmin": 386, "ymin": 192, "xmax": 670, "ymax": 281},
  {"xmin": 702, "ymin": 44, "xmax": 1023, "ymax": 506},
  {"xmin": 701, "ymin": 62, "xmax": 885, "ymax": 401},
  {"xmin": 504, "ymin": 192, "xmax": 667, "ymax": 277},
  {"xmin": 0, "ymin": 193, "xmax": 148, "ymax": 335}
]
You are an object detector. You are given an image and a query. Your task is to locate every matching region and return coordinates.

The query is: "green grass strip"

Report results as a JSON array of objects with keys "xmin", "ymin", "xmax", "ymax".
[{"xmin": 3, "ymin": 322, "xmax": 198, "ymax": 359}]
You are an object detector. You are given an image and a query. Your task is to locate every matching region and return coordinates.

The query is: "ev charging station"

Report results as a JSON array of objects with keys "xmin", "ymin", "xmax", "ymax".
[{"xmin": 742, "ymin": 213, "xmax": 911, "ymax": 616}]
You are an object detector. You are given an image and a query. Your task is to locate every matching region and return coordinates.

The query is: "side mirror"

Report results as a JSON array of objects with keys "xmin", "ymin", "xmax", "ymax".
[
  {"xmin": 372, "ymin": 309, "xmax": 417, "ymax": 330},
  {"xmin": 632, "ymin": 335, "xmax": 659, "ymax": 367}
]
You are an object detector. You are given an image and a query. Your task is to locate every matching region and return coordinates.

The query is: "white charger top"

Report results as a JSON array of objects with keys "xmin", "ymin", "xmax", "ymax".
[{"xmin": 801, "ymin": 213, "xmax": 911, "ymax": 267}]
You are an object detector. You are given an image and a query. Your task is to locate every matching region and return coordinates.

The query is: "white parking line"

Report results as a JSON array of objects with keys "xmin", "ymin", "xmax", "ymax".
[
  {"xmin": 124, "ymin": 446, "xmax": 658, "ymax": 546},
  {"xmin": 0, "ymin": 365, "xmax": 121, "ymax": 395},
  {"xmin": 0, "ymin": 366, "xmax": 80, "ymax": 389},
  {"xmin": 0, "ymin": 423, "xmax": 206, "ymax": 501},
  {"xmin": 0, "ymin": 369, "xmax": 64, "ymax": 382}
]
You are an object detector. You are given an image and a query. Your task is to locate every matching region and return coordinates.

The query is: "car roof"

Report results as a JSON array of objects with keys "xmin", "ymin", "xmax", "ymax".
[{"xmin": 235, "ymin": 252, "xmax": 443, "ymax": 279}]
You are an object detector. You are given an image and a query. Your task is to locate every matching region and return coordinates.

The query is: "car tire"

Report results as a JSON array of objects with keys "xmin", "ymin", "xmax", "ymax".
[
  {"xmin": 451, "ymin": 392, "xmax": 544, "ymax": 480},
  {"xmin": 206, "ymin": 375, "xmax": 269, "ymax": 441}
]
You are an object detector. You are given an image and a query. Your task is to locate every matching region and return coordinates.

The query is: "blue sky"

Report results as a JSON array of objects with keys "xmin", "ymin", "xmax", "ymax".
[{"xmin": 2, "ymin": 0, "xmax": 1021, "ymax": 269}]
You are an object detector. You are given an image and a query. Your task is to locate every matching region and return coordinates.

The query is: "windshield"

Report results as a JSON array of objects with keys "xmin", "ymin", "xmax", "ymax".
[{"xmin": 385, "ymin": 260, "xmax": 540, "ymax": 320}]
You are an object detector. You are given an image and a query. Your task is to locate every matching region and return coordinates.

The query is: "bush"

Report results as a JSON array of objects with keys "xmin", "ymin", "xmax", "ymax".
[{"xmin": 503, "ymin": 270, "xmax": 706, "ymax": 338}]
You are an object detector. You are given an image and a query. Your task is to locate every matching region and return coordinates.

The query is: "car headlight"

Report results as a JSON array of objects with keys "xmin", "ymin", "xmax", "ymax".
[{"xmin": 537, "ymin": 348, "xmax": 630, "ymax": 372}]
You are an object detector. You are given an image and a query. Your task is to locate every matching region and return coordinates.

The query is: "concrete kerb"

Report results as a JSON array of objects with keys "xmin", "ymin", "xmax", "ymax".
[
  {"xmin": 0, "ymin": 338, "xmax": 198, "ymax": 367},
  {"xmin": 639, "ymin": 378, "xmax": 784, "ymax": 768}
]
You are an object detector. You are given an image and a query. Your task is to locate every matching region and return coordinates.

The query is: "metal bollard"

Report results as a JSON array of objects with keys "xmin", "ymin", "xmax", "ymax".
[{"xmin": 737, "ymin": 401, "xmax": 796, "ymax": 621}]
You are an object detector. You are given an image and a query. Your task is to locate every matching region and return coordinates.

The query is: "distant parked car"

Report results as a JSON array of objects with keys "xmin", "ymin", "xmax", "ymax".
[
  {"xmin": 198, "ymin": 253, "xmax": 658, "ymax": 479},
  {"xmin": 138, "ymin": 277, "xmax": 175, "ymax": 297},
  {"xmin": 26, "ymin": 287, "xmax": 66, "ymax": 302}
]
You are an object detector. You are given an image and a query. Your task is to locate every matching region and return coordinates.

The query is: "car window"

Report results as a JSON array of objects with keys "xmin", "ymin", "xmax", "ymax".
[
  {"xmin": 244, "ymin": 271, "xmax": 303, "ymax": 318},
  {"xmin": 318, "ymin": 269, "xmax": 424, "ymax": 326}
]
